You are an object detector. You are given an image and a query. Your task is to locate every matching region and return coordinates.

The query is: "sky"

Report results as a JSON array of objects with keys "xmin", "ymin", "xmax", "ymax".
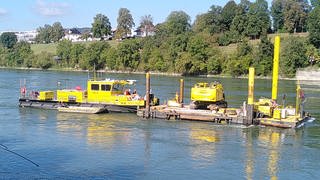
[{"xmin": 0, "ymin": 0, "xmax": 272, "ymax": 31}]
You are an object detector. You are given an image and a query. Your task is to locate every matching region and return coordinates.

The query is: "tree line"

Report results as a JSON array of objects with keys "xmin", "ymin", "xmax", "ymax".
[{"xmin": 0, "ymin": 0, "xmax": 320, "ymax": 77}]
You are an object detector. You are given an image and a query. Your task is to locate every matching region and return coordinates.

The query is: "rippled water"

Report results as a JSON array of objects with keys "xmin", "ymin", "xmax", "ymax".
[{"xmin": 0, "ymin": 69, "xmax": 319, "ymax": 179}]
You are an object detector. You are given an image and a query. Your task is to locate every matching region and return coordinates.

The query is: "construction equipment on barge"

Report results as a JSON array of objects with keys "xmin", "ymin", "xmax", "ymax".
[
  {"xmin": 138, "ymin": 36, "xmax": 312, "ymax": 128},
  {"xmin": 190, "ymin": 81, "xmax": 227, "ymax": 109},
  {"xmin": 19, "ymin": 77, "xmax": 159, "ymax": 114}
]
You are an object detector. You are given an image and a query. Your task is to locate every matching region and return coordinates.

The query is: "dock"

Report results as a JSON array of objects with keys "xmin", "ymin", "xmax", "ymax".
[
  {"xmin": 137, "ymin": 105, "xmax": 311, "ymax": 128},
  {"xmin": 137, "ymin": 105, "xmax": 246, "ymax": 124}
]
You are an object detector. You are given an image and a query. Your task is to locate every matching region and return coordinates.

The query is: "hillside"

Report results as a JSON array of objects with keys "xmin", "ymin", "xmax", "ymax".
[
  {"xmin": 31, "ymin": 40, "xmax": 120, "ymax": 55},
  {"xmin": 31, "ymin": 33, "xmax": 309, "ymax": 56}
]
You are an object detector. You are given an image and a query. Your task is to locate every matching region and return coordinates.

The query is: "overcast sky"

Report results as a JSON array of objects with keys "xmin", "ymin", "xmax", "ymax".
[{"xmin": 0, "ymin": 0, "xmax": 272, "ymax": 31}]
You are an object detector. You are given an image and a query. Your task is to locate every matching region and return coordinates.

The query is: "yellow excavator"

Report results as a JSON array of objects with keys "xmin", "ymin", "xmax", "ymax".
[{"xmin": 190, "ymin": 82, "xmax": 227, "ymax": 109}]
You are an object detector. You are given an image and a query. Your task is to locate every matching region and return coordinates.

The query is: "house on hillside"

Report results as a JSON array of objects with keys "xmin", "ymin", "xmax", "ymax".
[
  {"xmin": 63, "ymin": 28, "xmax": 82, "ymax": 42},
  {"xmin": 134, "ymin": 26, "xmax": 155, "ymax": 37}
]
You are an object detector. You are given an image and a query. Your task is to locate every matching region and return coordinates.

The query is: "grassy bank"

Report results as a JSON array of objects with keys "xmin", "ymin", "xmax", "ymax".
[
  {"xmin": 218, "ymin": 32, "xmax": 309, "ymax": 55},
  {"xmin": 31, "ymin": 40, "xmax": 120, "ymax": 55},
  {"xmin": 31, "ymin": 33, "xmax": 309, "ymax": 56}
]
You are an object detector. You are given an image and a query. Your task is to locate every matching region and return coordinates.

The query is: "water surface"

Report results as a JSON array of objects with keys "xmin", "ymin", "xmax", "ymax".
[{"xmin": 0, "ymin": 69, "xmax": 319, "ymax": 179}]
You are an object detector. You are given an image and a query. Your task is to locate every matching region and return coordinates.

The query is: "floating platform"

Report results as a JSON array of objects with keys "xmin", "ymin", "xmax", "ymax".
[
  {"xmin": 19, "ymin": 98, "xmax": 139, "ymax": 113},
  {"xmin": 137, "ymin": 105, "xmax": 246, "ymax": 124},
  {"xmin": 57, "ymin": 106, "xmax": 108, "ymax": 114},
  {"xmin": 258, "ymin": 116, "xmax": 310, "ymax": 128},
  {"xmin": 137, "ymin": 105, "xmax": 311, "ymax": 128}
]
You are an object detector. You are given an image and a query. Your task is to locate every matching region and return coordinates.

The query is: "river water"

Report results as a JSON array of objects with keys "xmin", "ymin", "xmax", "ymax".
[{"xmin": 0, "ymin": 69, "xmax": 319, "ymax": 179}]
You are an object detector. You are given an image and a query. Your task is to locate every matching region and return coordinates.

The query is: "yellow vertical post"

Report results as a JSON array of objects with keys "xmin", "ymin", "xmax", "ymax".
[
  {"xmin": 248, "ymin": 67, "xmax": 255, "ymax": 105},
  {"xmin": 246, "ymin": 67, "xmax": 255, "ymax": 125},
  {"xmin": 272, "ymin": 36, "xmax": 280, "ymax": 101},
  {"xmin": 179, "ymin": 79, "xmax": 184, "ymax": 103},
  {"xmin": 145, "ymin": 72, "xmax": 150, "ymax": 118}
]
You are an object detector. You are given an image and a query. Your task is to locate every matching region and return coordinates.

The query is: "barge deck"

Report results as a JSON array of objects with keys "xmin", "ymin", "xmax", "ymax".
[{"xmin": 137, "ymin": 105, "xmax": 311, "ymax": 128}]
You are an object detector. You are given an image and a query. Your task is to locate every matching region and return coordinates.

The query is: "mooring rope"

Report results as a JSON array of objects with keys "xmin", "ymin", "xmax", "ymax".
[{"xmin": 0, "ymin": 143, "xmax": 39, "ymax": 167}]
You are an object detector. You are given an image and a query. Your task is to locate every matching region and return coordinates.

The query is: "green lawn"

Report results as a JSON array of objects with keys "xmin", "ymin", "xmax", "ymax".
[
  {"xmin": 31, "ymin": 43, "xmax": 57, "ymax": 55},
  {"xmin": 31, "ymin": 40, "xmax": 120, "ymax": 55}
]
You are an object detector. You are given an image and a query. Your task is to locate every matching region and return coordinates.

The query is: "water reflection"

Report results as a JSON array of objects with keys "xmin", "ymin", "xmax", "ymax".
[
  {"xmin": 56, "ymin": 113, "xmax": 134, "ymax": 149},
  {"xmin": 244, "ymin": 128, "xmax": 254, "ymax": 180},
  {"xmin": 86, "ymin": 118, "xmax": 132, "ymax": 149},
  {"xmin": 243, "ymin": 127, "xmax": 301, "ymax": 180},
  {"xmin": 189, "ymin": 125, "xmax": 219, "ymax": 166}
]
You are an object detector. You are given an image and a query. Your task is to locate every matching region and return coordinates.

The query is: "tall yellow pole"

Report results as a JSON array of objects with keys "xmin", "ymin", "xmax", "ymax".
[
  {"xmin": 179, "ymin": 79, "xmax": 184, "ymax": 103},
  {"xmin": 248, "ymin": 67, "xmax": 255, "ymax": 105},
  {"xmin": 145, "ymin": 72, "xmax": 150, "ymax": 118},
  {"xmin": 272, "ymin": 36, "xmax": 280, "ymax": 101},
  {"xmin": 246, "ymin": 67, "xmax": 255, "ymax": 125}
]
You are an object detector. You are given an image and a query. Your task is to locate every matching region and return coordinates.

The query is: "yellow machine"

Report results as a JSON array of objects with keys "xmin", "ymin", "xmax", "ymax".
[
  {"xmin": 190, "ymin": 82, "xmax": 227, "ymax": 109},
  {"xmin": 250, "ymin": 36, "xmax": 309, "ymax": 127},
  {"xmin": 54, "ymin": 79, "xmax": 146, "ymax": 106}
]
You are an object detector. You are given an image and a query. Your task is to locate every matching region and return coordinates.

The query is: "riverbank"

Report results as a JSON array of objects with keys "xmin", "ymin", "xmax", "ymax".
[{"xmin": 0, "ymin": 66, "xmax": 298, "ymax": 80}]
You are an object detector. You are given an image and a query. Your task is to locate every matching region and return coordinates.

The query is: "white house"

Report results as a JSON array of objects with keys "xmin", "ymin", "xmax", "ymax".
[{"xmin": 62, "ymin": 28, "xmax": 82, "ymax": 42}]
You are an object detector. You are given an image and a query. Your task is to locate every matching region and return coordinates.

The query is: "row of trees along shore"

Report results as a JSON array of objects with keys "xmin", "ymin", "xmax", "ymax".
[{"xmin": 1, "ymin": 0, "xmax": 320, "ymax": 77}]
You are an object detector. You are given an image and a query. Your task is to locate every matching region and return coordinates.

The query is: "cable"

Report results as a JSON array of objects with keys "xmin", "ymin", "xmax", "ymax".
[{"xmin": 0, "ymin": 143, "xmax": 39, "ymax": 167}]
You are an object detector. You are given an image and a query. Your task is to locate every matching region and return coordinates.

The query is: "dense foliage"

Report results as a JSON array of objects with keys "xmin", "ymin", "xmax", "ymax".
[
  {"xmin": 92, "ymin": 14, "xmax": 112, "ymax": 40},
  {"xmin": 116, "ymin": 8, "xmax": 135, "ymax": 39},
  {"xmin": 35, "ymin": 22, "xmax": 64, "ymax": 43},
  {"xmin": 0, "ymin": 32, "xmax": 17, "ymax": 49},
  {"xmin": 0, "ymin": 0, "xmax": 319, "ymax": 76}
]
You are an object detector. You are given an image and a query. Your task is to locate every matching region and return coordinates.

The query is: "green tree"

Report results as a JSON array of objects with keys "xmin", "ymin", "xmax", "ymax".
[
  {"xmin": 271, "ymin": 0, "xmax": 284, "ymax": 32},
  {"xmin": 220, "ymin": 0, "xmax": 238, "ymax": 32},
  {"xmin": 103, "ymin": 47, "xmax": 118, "ymax": 70},
  {"xmin": 35, "ymin": 24, "xmax": 52, "ymax": 43},
  {"xmin": 308, "ymin": 6, "xmax": 320, "ymax": 48},
  {"xmin": 0, "ymin": 32, "xmax": 17, "ymax": 49},
  {"xmin": 246, "ymin": 0, "xmax": 270, "ymax": 39},
  {"xmin": 254, "ymin": 36, "xmax": 273, "ymax": 75},
  {"xmin": 193, "ymin": 13, "xmax": 211, "ymax": 33},
  {"xmin": 70, "ymin": 43, "xmax": 85, "ymax": 68},
  {"xmin": 193, "ymin": 5, "xmax": 222, "ymax": 34},
  {"xmin": 225, "ymin": 39, "xmax": 253, "ymax": 76},
  {"xmin": 92, "ymin": 13, "xmax": 112, "ymax": 40},
  {"xmin": 51, "ymin": 22, "xmax": 64, "ymax": 42},
  {"xmin": 165, "ymin": 33, "xmax": 189, "ymax": 65},
  {"xmin": 56, "ymin": 39, "xmax": 72, "ymax": 66},
  {"xmin": 166, "ymin": 11, "xmax": 191, "ymax": 35},
  {"xmin": 283, "ymin": 0, "xmax": 310, "ymax": 33},
  {"xmin": 116, "ymin": 8, "xmax": 135, "ymax": 39},
  {"xmin": 306, "ymin": 44, "xmax": 320, "ymax": 66},
  {"xmin": 34, "ymin": 52, "xmax": 53, "ymax": 69},
  {"xmin": 237, "ymin": 39, "xmax": 253, "ymax": 57},
  {"xmin": 116, "ymin": 39, "xmax": 141, "ymax": 70},
  {"xmin": 147, "ymin": 48, "xmax": 167, "ymax": 71},
  {"xmin": 175, "ymin": 52, "xmax": 193, "ymax": 74},
  {"xmin": 13, "ymin": 41, "xmax": 33, "ymax": 66},
  {"xmin": 79, "ymin": 41, "xmax": 110, "ymax": 70},
  {"xmin": 185, "ymin": 35, "xmax": 209, "ymax": 74},
  {"xmin": 207, "ymin": 56, "xmax": 222, "ymax": 74},
  {"xmin": 230, "ymin": 0, "xmax": 252, "ymax": 39},
  {"xmin": 281, "ymin": 37, "xmax": 308, "ymax": 76},
  {"xmin": 140, "ymin": 14, "xmax": 154, "ymax": 36},
  {"xmin": 311, "ymin": 0, "xmax": 320, "ymax": 7}
]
